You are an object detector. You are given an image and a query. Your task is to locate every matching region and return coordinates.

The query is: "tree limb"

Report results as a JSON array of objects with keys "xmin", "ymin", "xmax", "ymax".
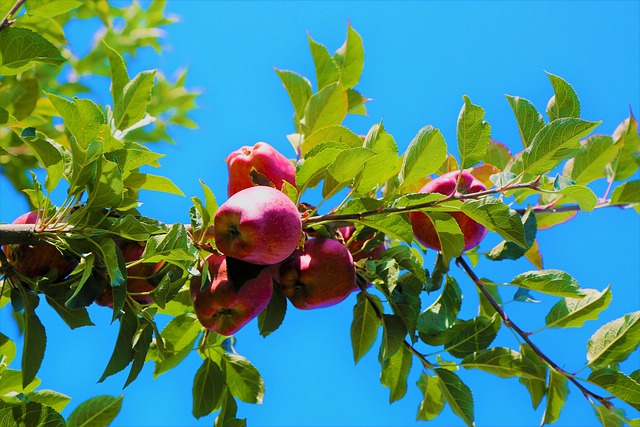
[{"xmin": 0, "ymin": 0, "xmax": 26, "ymax": 32}]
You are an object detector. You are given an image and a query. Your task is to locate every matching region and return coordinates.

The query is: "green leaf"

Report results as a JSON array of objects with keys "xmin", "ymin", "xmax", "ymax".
[
  {"xmin": 46, "ymin": 94, "xmax": 106, "ymax": 148},
  {"xmin": 351, "ymin": 293, "xmax": 381, "ymax": 363},
  {"xmin": 380, "ymin": 345, "xmax": 412, "ymax": 403},
  {"xmin": 378, "ymin": 246, "xmax": 427, "ymax": 285},
  {"xmin": 123, "ymin": 172, "xmax": 185, "ymax": 196},
  {"xmin": 334, "ymin": 23, "xmax": 364, "ymax": 89},
  {"xmin": 22, "ymin": 294, "xmax": 46, "ymax": 388},
  {"xmin": 609, "ymin": 112, "xmax": 639, "ymax": 181},
  {"xmin": 26, "ymin": 0, "xmax": 82, "ymax": 17},
  {"xmin": 109, "ymin": 141, "xmax": 163, "ymax": 174},
  {"xmin": 326, "ymin": 147, "xmax": 376, "ymax": 183},
  {"xmin": 587, "ymin": 311, "xmax": 640, "ymax": 368},
  {"xmin": 591, "ymin": 402, "xmax": 626, "ymax": 427},
  {"xmin": 124, "ymin": 322, "xmax": 153, "ymax": 388},
  {"xmin": 486, "ymin": 208, "xmax": 536, "ymax": 262},
  {"xmin": 20, "ymin": 133, "xmax": 64, "ymax": 193},
  {"xmin": 484, "ymin": 139, "xmax": 512, "ymax": 170},
  {"xmin": 424, "ymin": 212, "xmax": 464, "ymax": 266},
  {"xmin": 588, "ymin": 368, "xmax": 640, "ymax": 411},
  {"xmin": 98, "ymin": 308, "xmax": 138, "ymax": 383},
  {"xmin": 0, "ymin": 332, "xmax": 16, "ymax": 367},
  {"xmin": 457, "ymin": 95, "xmax": 491, "ymax": 169},
  {"xmin": 545, "ymin": 286, "xmax": 612, "ymax": 329},
  {"xmin": 356, "ymin": 123, "xmax": 401, "ymax": 193},
  {"xmin": 511, "ymin": 269, "xmax": 585, "ymax": 298},
  {"xmin": 275, "ymin": 68, "xmax": 312, "ymax": 126},
  {"xmin": 444, "ymin": 313, "xmax": 501, "ymax": 359},
  {"xmin": 416, "ymin": 374, "xmax": 445, "ymax": 420},
  {"xmin": 541, "ymin": 370, "xmax": 569, "ymax": 425},
  {"xmin": 104, "ymin": 42, "xmax": 130, "ymax": 109},
  {"xmin": 87, "ymin": 159, "xmax": 124, "ymax": 209},
  {"xmin": 44, "ymin": 288, "xmax": 95, "ymax": 329},
  {"xmin": 399, "ymin": 125, "xmax": 447, "ymax": 189},
  {"xmin": 435, "ymin": 368, "xmax": 475, "ymax": 427},
  {"xmin": 0, "ymin": 27, "xmax": 65, "ymax": 75},
  {"xmin": 390, "ymin": 278, "xmax": 422, "ymax": 338},
  {"xmin": 214, "ymin": 390, "xmax": 245, "ymax": 427},
  {"xmin": 346, "ymin": 88, "xmax": 368, "ymax": 115},
  {"xmin": 258, "ymin": 283, "xmax": 287, "ymax": 338},
  {"xmin": 461, "ymin": 196, "xmax": 527, "ymax": 248},
  {"xmin": 506, "ymin": 95, "xmax": 545, "ymax": 148},
  {"xmin": 550, "ymin": 183, "xmax": 598, "ymax": 212},
  {"xmin": 296, "ymin": 142, "xmax": 348, "ymax": 189},
  {"xmin": 308, "ymin": 34, "xmax": 340, "ymax": 90},
  {"xmin": 192, "ymin": 359, "xmax": 225, "ymax": 419},
  {"xmin": 0, "ymin": 401, "xmax": 65, "ymax": 427},
  {"xmin": 300, "ymin": 124, "xmax": 362, "ymax": 157},
  {"xmin": 564, "ymin": 135, "xmax": 620, "ymax": 185},
  {"xmin": 461, "ymin": 347, "xmax": 545, "ymax": 380},
  {"xmin": 115, "ymin": 70, "xmax": 156, "ymax": 131},
  {"xmin": 302, "ymin": 83, "xmax": 348, "ymax": 134},
  {"xmin": 340, "ymin": 199, "xmax": 413, "ymax": 244},
  {"xmin": 519, "ymin": 344, "xmax": 548, "ymax": 409},
  {"xmin": 26, "ymin": 389, "xmax": 72, "ymax": 413},
  {"xmin": 418, "ymin": 276, "xmax": 462, "ymax": 342},
  {"xmin": 223, "ymin": 354, "xmax": 264, "ymax": 404},
  {"xmin": 522, "ymin": 117, "xmax": 600, "ymax": 176},
  {"xmin": 546, "ymin": 72, "xmax": 580, "ymax": 121},
  {"xmin": 611, "ymin": 180, "xmax": 640, "ymax": 205},
  {"xmin": 66, "ymin": 395, "xmax": 124, "ymax": 427},
  {"xmin": 380, "ymin": 314, "xmax": 407, "ymax": 362}
]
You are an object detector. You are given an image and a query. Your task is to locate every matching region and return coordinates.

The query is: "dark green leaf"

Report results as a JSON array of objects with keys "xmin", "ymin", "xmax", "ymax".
[
  {"xmin": 66, "ymin": 395, "xmax": 123, "ymax": 427},
  {"xmin": 457, "ymin": 95, "xmax": 491, "ymax": 168},
  {"xmin": 541, "ymin": 370, "xmax": 569, "ymax": 425},
  {"xmin": 378, "ymin": 246, "xmax": 427, "ymax": 285},
  {"xmin": 588, "ymin": 368, "xmax": 640, "ymax": 411},
  {"xmin": 222, "ymin": 354, "xmax": 264, "ymax": 404},
  {"xmin": 214, "ymin": 390, "xmax": 245, "ymax": 427},
  {"xmin": 486, "ymin": 208, "xmax": 536, "ymax": 261},
  {"xmin": 0, "ymin": 27, "xmax": 65, "ymax": 75},
  {"xmin": 461, "ymin": 196, "xmax": 527, "ymax": 248},
  {"xmin": 511, "ymin": 269, "xmax": 585, "ymax": 298},
  {"xmin": 416, "ymin": 373, "xmax": 445, "ymax": 420},
  {"xmin": 587, "ymin": 311, "xmax": 640, "ymax": 368},
  {"xmin": 506, "ymin": 95, "xmax": 545, "ymax": 148},
  {"xmin": 611, "ymin": 180, "xmax": 640, "ymax": 205},
  {"xmin": 546, "ymin": 72, "xmax": 580, "ymax": 121},
  {"xmin": 418, "ymin": 276, "xmax": 462, "ymax": 343},
  {"xmin": 380, "ymin": 314, "xmax": 407, "ymax": 362},
  {"xmin": 461, "ymin": 347, "xmax": 543, "ymax": 380},
  {"xmin": 435, "ymin": 368, "xmax": 475, "ymax": 427},
  {"xmin": 22, "ymin": 294, "xmax": 46, "ymax": 388},
  {"xmin": 444, "ymin": 313, "xmax": 501, "ymax": 358},
  {"xmin": 192, "ymin": 359, "xmax": 225, "ymax": 418},
  {"xmin": 26, "ymin": 389, "xmax": 71, "ymax": 413},
  {"xmin": 346, "ymin": 88, "xmax": 368, "ymax": 115},
  {"xmin": 351, "ymin": 293, "xmax": 381, "ymax": 363},
  {"xmin": 380, "ymin": 345, "xmax": 412, "ymax": 403},
  {"xmin": 124, "ymin": 322, "xmax": 153, "ymax": 388},
  {"xmin": 591, "ymin": 402, "xmax": 626, "ymax": 427},
  {"xmin": 519, "ymin": 344, "xmax": 548, "ymax": 409},
  {"xmin": 258, "ymin": 283, "xmax": 287, "ymax": 337},
  {"xmin": 98, "ymin": 308, "xmax": 138, "ymax": 383},
  {"xmin": 399, "ymin": 125, "xmax": 447, "ymax": 190},
  {"xmin": 0, "ymin": 401, "xmax": 65, "ymax": 427},
  {"xmin": 545, "ymin": 286, "xmax": 612, "ymax": 329}
]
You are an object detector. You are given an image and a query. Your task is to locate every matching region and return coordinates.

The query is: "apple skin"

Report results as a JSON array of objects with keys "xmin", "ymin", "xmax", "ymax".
[
  {"xmin": 214, "ymin": 186, "xmax": 302, "ymax": 265},
  {"xmin": 226, "ymin": 142, "xmax": 296, "ymax": 197},
  {"xmin": 408, "ymin": 170, "xmax": 487, "ymax": 251},
  {"xmin": 339, "ymin": 225, "xmax": 385, "ymax": 262},
  {"xmin": 276, "ymin": 238, "xmax": 356, "ymax": 310},
  {"xmin": 2, "ymin": 211, "xmax": 77, "ymax": 282},
  {"xmin": 190, "ymin": 254, "xmax": 273, "ymax": 336}
]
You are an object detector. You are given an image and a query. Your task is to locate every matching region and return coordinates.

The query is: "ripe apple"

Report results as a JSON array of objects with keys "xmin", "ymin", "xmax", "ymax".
[
  {"xmin": 2, "ymin": 211, "xmax": 77, "ymax": 282},
  {"xmin": 190, "ymin": 253, "xmax": 273, "ymax": 336},
  {"xmin": 276, "ymin": 238, "xmax": 356, "ymax": 310},
  {"xmin": 226, "ymin": 142, "xmax": 296, "ymax": 197},
  {"xmin": 338, "ymin": 225, "xmax": 385, "ymax": 262},
  {"xmin": 408, "ymin": 170, "xmax": 487, "ymax": 251},
  {"xmin": 214, "ymin": 186, "xmax": 302, "ymax": 265}
]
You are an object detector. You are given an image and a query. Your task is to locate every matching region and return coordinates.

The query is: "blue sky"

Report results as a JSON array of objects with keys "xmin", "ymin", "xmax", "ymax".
[{"xmin": 1, "ymin": 1, "xmax": 639, "ymax": 426}]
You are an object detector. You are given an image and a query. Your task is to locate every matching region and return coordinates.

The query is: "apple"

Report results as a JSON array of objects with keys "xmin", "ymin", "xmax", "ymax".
[
  {"xmin": 338, "ymin": 225, "xmax": 385, "ymax": 262},
  {"xmin": 2, "ymin": 211, "xmax": 77, "ymax": 282},
  {"xmin": 214, "ymin": 186, "xmax": 302, "ymax": 265},
  {"xmin": 408, "ymin": 170, "xmax": 487, "ymax": 251},
  {"xmin": 276, "ymin": 238, "xmax": 356, "ymax": 310},
  {"xmin": 226, "ymin": 142, "xmax": 296, "ymax": 197},
  {"xmin": 190, "ymin": 253, "xmax": 273, "ymax": 336}
]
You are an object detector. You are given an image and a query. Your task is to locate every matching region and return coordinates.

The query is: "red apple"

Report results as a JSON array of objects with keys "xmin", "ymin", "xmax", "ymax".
[
  {"xmin": 190, "ymin": 254, "xmax": 273, "ymax": 336},
  {"xmin": 226, "ymin": 142, "xmax": 296, "ymax": 197},
  {"xmin": 408, "ymin": 170, "xmax": 487, "ymax": 251},
  {"xmin": 339, "ymin": 225, "xmax": 385, "ymax": 262},
  {"xmin": 276, "ymin": 238, "xmax": 356, "ymax": 310},
  {"xmin": 2, "ymin": 211, "xmax": 77, "ymax": 282},
  {"xmin": 214, "ymin": 186, "xmax": 302, "ymax": 265}
]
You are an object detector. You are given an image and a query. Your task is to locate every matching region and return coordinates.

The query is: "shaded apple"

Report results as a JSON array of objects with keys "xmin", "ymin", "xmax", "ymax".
[
  {"xmin": 226, "ymin": 142, "xmax": 296, "ymax": 197},
  {"xmin": 214, "ymin": 186, "xmax": 302, "ymax": 265},
  {"xmin": 408, "ymin": 170, "xmax": 487, "ymax": 251},
  {"xmin": 190, "ymin": 253, "xmax": 273, "ymax": 336},
  {"xmin": 338, "ymin": 225, "xmax": 385, "ymax": 262},
  {"xmin": 2, "ymin": 211, "xmax": 77, "ymax": 282},
  {"xmin": 276, "ymin": 238, "xmax": 356, "ymax": 310}
]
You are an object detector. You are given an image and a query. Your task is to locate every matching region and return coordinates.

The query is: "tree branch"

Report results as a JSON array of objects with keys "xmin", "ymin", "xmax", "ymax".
[
  {"xmin": 0, "ymin": 0, "xmax": 26, "ymax": 32},
  {"xmin": 454, "ymin": 256, "xmax": 613, "ymax": 409}
]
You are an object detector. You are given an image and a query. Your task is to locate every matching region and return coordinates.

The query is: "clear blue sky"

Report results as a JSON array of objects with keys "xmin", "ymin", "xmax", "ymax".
[{"xmin": 1, "ymin": 1, "xmax": 639, "ymax": 426}]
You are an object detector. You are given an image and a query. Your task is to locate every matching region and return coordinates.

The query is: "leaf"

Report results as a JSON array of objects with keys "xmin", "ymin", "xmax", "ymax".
[
  {"xmin": 484, "ymin": 139, "xmax": 512, "ymax": 169},
  {"xmin": 66, "ymin": 395, "xmax": 124, "ymax": 427},
  {"xmin": 346, "ymin": 88, "xmax": 368, "ymax": 115},
  {"xmin": 535, "ymin": 210, "xmax": 578, "ymax": 230},
  {"xmin": 98, "ymin": 308, "xmax": 138, "ymax": 383},
  {"xmin": 26, "ymin": 389, "xmax": 72, "ymax": 413},
  {"xmin": 435, "ymin": 368, "xmax": 475, "ymax": 427},
  {"xmin": 380, "ymin": 345, "xmax": 412, "ymax": 403},
  {"xmin": 300, "ymin": 124, "xmax": 362, "ymax": 157},
  {"xmin": 351, "ymin": 293, "xmax": 381, "ymax": 363},
  {"xmin": 20, "ymin": 133, "xmax": 64, "ymax": 193},
  {"xmin": 123, "ymin": 172, "xmax": 185, "ymax": 196},
  {"xmin": 296, "ymin": 142, "xmax": 348, "ymax": 189},
  {"xmin": 611, "ymin": 180, "xmax": 640, "ymax": 205},
  {"xmin": 378, "ymin": 245, "xmax": 427, "ymax": 285},
  {"xmin": 308, "ymin": 34, "xmax": 340, "ymax": 90},
  {"xmin": 486, "ymin": 208, "xmax": 536, "ymax": 261},
  {"xmin": 551, "ymin": 183, "xmax": 598, "ymax": 212},
  {"xmin": 334, "ymin": 23, "xmax": 364, "ymax": 89},
  {"xmin": 587, "ymin": 311, "xmax": 640, "ymax": 368},
  {"xmin": 124, "ymin": 322, "xmax": 153, "ymax": 388},
  {"xmin": 26, "ymin": 0, "xmax": 82, "ymax": 17},
  {"xmin": 522, "ymin": 118, "xmax": 600, "ymax": 176},
  {"xmin": 192, "ymin": 359, "xmax": 225, "ymax": 419},
  {"xmin": 326, "ymin": 147, "xmax": 376, "ymax": 183},
  {"xmin": 511, "ymin": 269, "xmax": 585, "ymax": 298},
  {"xmin": 564, "ymin": 135, "xmax": 620, "ymax": 185},
  {"xmin": 546, "ymin": 72, "xmax": 580, "ymax": 121},
  {"xmin": 399, "ymin": 125, "xmax": 448, "ymax": 189},
  {"xmin": 416, "ymin": 374, "xmax": 445, "ymax": 420},
  {"xmin": 223, "ymin": 354, "xmax": 264, "ymax": 404},
  {"xmin": 22, "ymin": 294, "xmax": 46, "ymax": 388},
  {"xmin": 461, "ymin": 347, "xmax": 545, "ymax": 380},
  {"xmin": 457, "ymin": 95, "xmax": 491, "ymax": 168},
  {"xmin": 0, "ymin": 27, "xmax": 65, "ymax": 75},
  {"xmin": 541, "ymin": 370, "xmax": 569, "ymax": 425},
  {"xmin": 302, "ymin": 83, "xmax": 348, "ymax": 134},
  {"xmin": 0, "ymin": 401, "xmax": 65, "ymax": 427},
  {"xmin": 506, "ymin": 95, "xmax": 545, "ymax": 148},
  {"xmin": 591, "ymin": 402, "xmax": 626, "ymax": 427},
  {"xmin": 104, "ymin": 42, "xmax": 130, "ymax": 109},
  {"xmin": 356, "ymin": 123, "xmax": 401, "ymax": 193},
  {"xmin": 423, "ymin": 212, "xmax": 464, "ymax": 266},
  {"xmin": 418, "ymin": 276, "xmax": 462, "ymax": 342},
  {"xmin": 87, "ymin": 159, "xmax": 124, "ymax": 209},
  {"xmin": 545, "ymin": 286, "xmax": 612, "ymax": 329},
  {"xmin": 519, "ymin": 344, "xmax": 548, "ymax": 409},
  {"xmin": 380, "ymin": 314, "xmax": 407, "ymax": 362},
  {"xmin": 214, "ymin": 390, "xmax": 245, "ymax": 427},
  {"xmin": 460, "ymin": 196, "xmax": 527, "ymax": 248},
  {"xmin": 0, "ymin": 332, "xmax": 16, "ymax": 366},
  {"xmin": 390, "ymin": 280, "xmax": 422, "ymax": 338},
  {"xmin": 258, "ymin": 283, "xmax": 287, "ymax": 337},
  {"xmin": 609, "ymin": 112, "xmax": 639, "ymax": 181},
  {"xmin": 115, "ymin": 70, "xmax": 156, "ymax": 131},
  {"xmin": 275, "ymin": 68, "xmax": 312, "ymax": 125},
  {"xmin": 44, "ymin": 290, "xmax": 94, "ymax": 329},
  {"xmin": 444, "ymin": 313, "xmax": 501, "ymax": 358},
  {"xmin": 588, "ymin": 368, "xmax": 640, "ymax": 411}
]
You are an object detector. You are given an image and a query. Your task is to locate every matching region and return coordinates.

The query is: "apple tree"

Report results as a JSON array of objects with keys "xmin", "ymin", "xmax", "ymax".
[{"xmin": 1, "ymin": 1, "xmax": 639, "ymax": 426}]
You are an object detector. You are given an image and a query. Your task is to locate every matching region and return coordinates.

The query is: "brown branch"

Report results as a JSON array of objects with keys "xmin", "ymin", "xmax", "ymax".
[
  {"xmin": 0, "ymin": 0, "xmax": 26, "ymax": 32},
  {"xmin": 455, "ymin": 256, "xmax": 613, "ymax": 409}
]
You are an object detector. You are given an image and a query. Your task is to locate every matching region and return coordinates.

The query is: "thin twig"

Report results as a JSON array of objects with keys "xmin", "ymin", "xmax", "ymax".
[
  {"xmin": 0, "ymin": 0, "xmax": 26, "ymax": 32},
  {"xmin": 455, "ymin": 256, "xmax": 613, "ymax": 409}
]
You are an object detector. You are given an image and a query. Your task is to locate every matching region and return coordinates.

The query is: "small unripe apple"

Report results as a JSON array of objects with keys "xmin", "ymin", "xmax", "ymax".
[
  {"xmin": 338, "ymin": 225, "xmax": 385, "ymax": 262},
  {"xmin": 214, "ymin": 186, "xmax": 302, "ymax": 265},
  {"xmin": 2, "ymin": 211, "xmax": 77, "ymax": 282},
  {"xmin": 408, "ymin": 170, "xmax": 487, "ymax": 251},
  {"xmin": 277, "ymin": 238, "xmax": 356, "ymax": 310},
  {"xmin": 226, "ymin": 142, "xmax": 296, "ymax": 197},
  {"xmin": 190, "ymin": 254, "xmax": 273, "ymax": 336}
]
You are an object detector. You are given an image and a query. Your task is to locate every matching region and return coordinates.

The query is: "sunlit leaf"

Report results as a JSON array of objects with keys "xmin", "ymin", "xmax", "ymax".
[{"xmin": 587, "ymin": 311, "xmax": 640, "ymax": 368}]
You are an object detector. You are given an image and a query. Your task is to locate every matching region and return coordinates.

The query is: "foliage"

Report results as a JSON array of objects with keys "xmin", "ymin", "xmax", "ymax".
[{"xmin": 0, "ymin": 1, "xmax": 639, "ymax": 426}]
